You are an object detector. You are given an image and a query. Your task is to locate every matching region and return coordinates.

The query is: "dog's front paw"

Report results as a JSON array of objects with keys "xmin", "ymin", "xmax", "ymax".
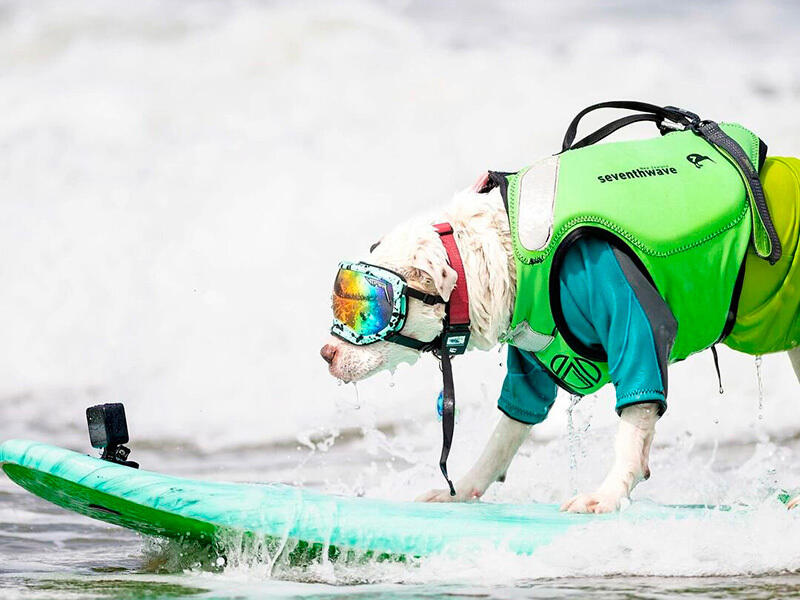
[
  {"xmin": 560, "ymin": 490, "xmax": 625, "ymax": 514},
  {"xmin": 414, "ymin": 486, "xmax": 482, "ymax": 503}
]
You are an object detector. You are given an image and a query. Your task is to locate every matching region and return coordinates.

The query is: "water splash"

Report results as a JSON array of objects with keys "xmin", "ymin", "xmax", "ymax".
[
  {"xmin": 579, "ymin": 396, "xmax": 592, "ymax": 460},
  {"xmin": 566, "ymin": 394, "xmax": 581, "ymax": 495},
  {"xmin": 755, "ymin": 355, "xmax": 765, "ymax": 421},
  {"xmin": 707, "ymin": 417, "xmax": 720, "ymax": 468},
  {"xmin": 754, "ymin": 355, "xmax": 769, "ymax": 446},
  {"xmin": 334, "ymin": 381, "xmax": 360, "ymax": 412},
  {"xmin": 752, "ymin": 355, "xmax": 776, "ymax": 495}
]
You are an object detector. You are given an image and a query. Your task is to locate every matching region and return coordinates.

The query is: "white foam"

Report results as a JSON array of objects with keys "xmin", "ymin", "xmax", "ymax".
[{"xmin": 2, "ymin": 0, "xmax": 800, "ymax": 583}]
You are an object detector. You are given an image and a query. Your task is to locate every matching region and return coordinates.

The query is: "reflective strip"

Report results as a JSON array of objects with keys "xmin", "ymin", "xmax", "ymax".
[
  {"xmin": 503, "ymin": 321, "xmax": 554, "ymax": 353},
  {"xmin": 517, "ymin": 155, "xmax": 559, "ymax": 251}
]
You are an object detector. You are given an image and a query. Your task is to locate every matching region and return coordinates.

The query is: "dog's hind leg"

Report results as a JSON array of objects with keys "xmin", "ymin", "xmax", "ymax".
[
  {"xmin": 790, "ymin": 348, "xmax": 800, "ymax": 382},
  {"xmin": 785, "ymin": 349, "xmax": 800, "ymax": 510}
]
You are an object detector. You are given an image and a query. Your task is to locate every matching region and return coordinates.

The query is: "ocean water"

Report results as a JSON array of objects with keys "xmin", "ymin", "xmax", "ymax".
[{"xmin": 1, "ymin": 0, "xmax": 800, "ymax": 598}]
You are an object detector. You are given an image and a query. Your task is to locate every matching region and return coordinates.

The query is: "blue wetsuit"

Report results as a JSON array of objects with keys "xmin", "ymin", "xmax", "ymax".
[{"xmin": 498, "ymin": 237, "xmax": 675, "ymax": 425}]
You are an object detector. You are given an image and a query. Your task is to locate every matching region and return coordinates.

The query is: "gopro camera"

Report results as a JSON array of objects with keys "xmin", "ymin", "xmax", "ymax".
[{"xmin": 86, "ymin": 403, "xmax": 139, "ymax": 468}]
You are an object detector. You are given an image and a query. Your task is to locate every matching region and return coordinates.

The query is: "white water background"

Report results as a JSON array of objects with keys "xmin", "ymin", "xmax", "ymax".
[{"xmin": 1, "ymin": 0, "xmax": 800, "ymax": 587}]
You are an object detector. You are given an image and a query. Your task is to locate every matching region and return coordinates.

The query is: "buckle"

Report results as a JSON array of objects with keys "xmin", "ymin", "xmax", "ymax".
[
  {"xmin": 663, "ymin": 105, "xmax": 701, "ymax": 125},
  {"xmin": 659, "ymin": 106, "xmax": 701, "ymax": 134},
  {"xmin": 442, "ymin": 323, "xmax": 470, "ymax": 356}
]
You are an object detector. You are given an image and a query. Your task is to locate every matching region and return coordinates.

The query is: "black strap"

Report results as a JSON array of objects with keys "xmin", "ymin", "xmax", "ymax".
[
  {"xmin": 562, "ymin": 101, "xmax": 699, "ymax": 152},
  {"xmin": 438, "ymin": 335, "xmax": 457, "ymax": 496},
  {"xmin": 695, "ymin": 121, "xmax": 782, "ymax": 264},
  {"xmin": 406, "ymin": 288, "xmax": 445, "ymax": 306},
  {"xmin": 488, "ymin": 171, "xmax": 514, "ymax": 215},
  {"xmin": 710, "ymin": 345, "xmax": 724, "ymax": 395},
  {"xmin": 569, "ymin": 113, "xmax": 660, "ymax": 151},
  {"xmin": 386, "ymin": 333, "xmax": 437, "ymax": 352},
  {"xmin": 561, "ymin": 101, "xmax": 782, "ymax": 265},
  {"xmin": 716, "ymin": 255, "xmax": 747, "ymax": 343}
]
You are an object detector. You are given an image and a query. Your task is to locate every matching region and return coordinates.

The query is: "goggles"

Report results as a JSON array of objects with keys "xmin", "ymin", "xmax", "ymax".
[{"xmin": 331, "ymin": 261, "xmax": 445, "ymax": 351}]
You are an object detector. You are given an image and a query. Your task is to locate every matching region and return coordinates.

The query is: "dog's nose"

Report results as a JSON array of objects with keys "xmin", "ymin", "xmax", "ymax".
[{"xmin": 320, "ymin": 344, "xmax": 337, "ymax": 365}]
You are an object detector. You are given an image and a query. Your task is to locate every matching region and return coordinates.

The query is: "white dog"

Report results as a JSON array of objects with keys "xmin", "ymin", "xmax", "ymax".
[{"xmin": 321, "ymin": 180, "xmax": 800, "ymax": 513}]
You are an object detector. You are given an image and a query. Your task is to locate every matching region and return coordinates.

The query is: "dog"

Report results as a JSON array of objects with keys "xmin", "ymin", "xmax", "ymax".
[{"xmin": 320, "ymin": 137, "xmax": 800, "ymax": 513}]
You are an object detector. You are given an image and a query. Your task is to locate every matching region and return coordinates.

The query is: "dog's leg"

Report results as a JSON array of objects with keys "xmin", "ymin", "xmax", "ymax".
[
  {"xmin": 790, "ymin": 348, "xmax": 800, "ymax": 382},
  {"xmin": 561, "ymin": 402, "xmax": 659, "ymax": 514},
  {"xmin": 785, "ymin": 349, "xmax": 800, "ymax": 510},
  {"xmin": 415, "ymin": 413, "xmax": 531, "ymax": 502}
]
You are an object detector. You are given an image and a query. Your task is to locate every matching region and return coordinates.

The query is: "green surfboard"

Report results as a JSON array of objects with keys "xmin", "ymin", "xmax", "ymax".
[{"xmin": 0, "ymin": 439, "xmax": 738, "ymax": 561}]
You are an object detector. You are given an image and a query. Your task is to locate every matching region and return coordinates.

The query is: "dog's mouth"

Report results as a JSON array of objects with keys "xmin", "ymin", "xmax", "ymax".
[
  {"xmin": 328, "ymin": 362, "xmax": 379, "ymax": 384},
  {"xmin": 324, "ymin": 340, "xmax": 387, "ymax": 384}
]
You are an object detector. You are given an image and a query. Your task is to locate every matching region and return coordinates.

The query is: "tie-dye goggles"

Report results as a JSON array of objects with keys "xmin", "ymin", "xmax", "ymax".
[{"xmin": 331, "ymin": 261, "xmax": 445, "ymax": 349}]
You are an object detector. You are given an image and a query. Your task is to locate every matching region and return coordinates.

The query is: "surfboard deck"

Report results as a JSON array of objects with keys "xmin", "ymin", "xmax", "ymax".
[{"xmin": 0, "ymin": 439, "xmax": 736, "ymax": 560}]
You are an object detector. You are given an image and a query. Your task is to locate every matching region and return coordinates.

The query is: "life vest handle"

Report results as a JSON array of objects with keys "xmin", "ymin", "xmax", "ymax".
[
  {"xmin": 561, "ymin": 101, "xmax": 782, "ymax": 264},
  {"xmin": 567, "ymin": 113, "xmax": 661, "ymax": 151},
  {"xmin": 561, "ymin": 100, "xmax": 699, "ymax": 152}
]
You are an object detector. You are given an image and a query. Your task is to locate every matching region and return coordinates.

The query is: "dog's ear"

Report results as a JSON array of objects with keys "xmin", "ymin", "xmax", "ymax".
[{"xmin": 411, "ymin": 253, "xmax": 458, "ymax": 302}]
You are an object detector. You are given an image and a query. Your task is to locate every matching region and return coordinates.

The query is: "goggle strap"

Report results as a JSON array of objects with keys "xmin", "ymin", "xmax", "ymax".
[
  {"xmin": 385, "ymin": 333, "xmax": 439, "ymax": 352},
  {"xmin": 406, "ymin": 287, "xmax": 445, "ymax": 306}
]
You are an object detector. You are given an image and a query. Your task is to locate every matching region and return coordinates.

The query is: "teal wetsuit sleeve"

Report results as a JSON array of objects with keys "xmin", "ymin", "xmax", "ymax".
[
  {"xmin": 559, "ymin": 238, "xmax": 675, "ymax": 415},
  {"xmin": 497, "ymin": 237, "xmax": 675, "ymax": 423},
  {"xmin": 497, "ymin": 345, "xmax": 557, "ymax": 425}
]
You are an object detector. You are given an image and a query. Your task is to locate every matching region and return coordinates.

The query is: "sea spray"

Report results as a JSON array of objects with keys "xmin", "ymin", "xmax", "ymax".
[
  {"xmin": 580, "ymin": 397, "xmax": 592, "ymax": 460},
  {"xmin": 707, "ymin": 417, "xmax": 720, "ymax": 469},
  {"xmin": 751, "ymin": 355, "xmax": 781, "ymax": 496},
  {"xmin": 566, "ymin": 394, "xmax": 581, "ymax": 496},
  {"xmin": 755, "ymin": 355, "xmax": 765, "ymax": 425}
]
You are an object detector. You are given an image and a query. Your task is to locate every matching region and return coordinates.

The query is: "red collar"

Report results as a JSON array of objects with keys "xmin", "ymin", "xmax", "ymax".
[{"xmin": 433, "ymin": 223, "xmax": 471, "ymax": 353}]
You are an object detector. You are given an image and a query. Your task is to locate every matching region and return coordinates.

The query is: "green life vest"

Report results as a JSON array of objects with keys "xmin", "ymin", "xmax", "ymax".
[{"xmin": 499, "ymin": 119, "xmax": 767, "ymax": 396}]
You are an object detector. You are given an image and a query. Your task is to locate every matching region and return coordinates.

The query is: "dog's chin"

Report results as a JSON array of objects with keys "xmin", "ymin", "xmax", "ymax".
[
  {"xmin": 328, "ymin": 361, "xmax": 383, "ymax": 384},
  {"xmin": 327, "ymin": 346, "xmax": 389, "ymax": 383},
  {"xmin": 327, "ymin": 341, "xmax": 423, "ymax": 384}
]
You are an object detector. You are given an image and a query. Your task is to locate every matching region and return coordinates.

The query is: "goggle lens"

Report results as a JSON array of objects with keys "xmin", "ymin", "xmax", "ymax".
[{"xmin": 333, "ymin": 268, "xmax": 395, "ymax": 336}]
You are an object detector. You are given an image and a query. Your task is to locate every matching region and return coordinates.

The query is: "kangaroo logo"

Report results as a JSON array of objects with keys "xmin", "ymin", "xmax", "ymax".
[
  {"xmin": 550, "ymin": 354, "xmax": 602, "ymax": 391},
  {"xmin": 686, "ymin": 153, "xmax": 714, "ymax": 169}
]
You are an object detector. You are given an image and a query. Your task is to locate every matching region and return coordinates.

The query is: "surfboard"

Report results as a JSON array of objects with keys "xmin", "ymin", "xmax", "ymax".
[{"xmin": 0, "ymin": 439, "xmax": 735, "ymax": 561}]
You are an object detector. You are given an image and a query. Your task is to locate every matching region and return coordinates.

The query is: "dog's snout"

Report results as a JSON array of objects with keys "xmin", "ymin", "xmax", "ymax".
[{"xmin": 320, "ymin": 344, "xmax": 337, "ymax": 365}]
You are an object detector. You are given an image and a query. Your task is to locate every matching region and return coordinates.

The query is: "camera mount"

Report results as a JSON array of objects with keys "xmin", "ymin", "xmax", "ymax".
[{"xmin": 86, "ymin": 403, "xmax": 139, "ymax": 468}]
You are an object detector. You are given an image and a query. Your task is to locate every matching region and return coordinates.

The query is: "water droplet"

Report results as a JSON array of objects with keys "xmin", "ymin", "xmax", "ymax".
[
  {"xmin": 567, "ymin": 394, "xmax": 581, "ymax": 495},
  {"xmin": 754, "ymin": 355, "xmax": 770, "ymax": 457},
  {"xmin": 707, "ymin": 416, "xmax": 720, "ymax": 468},
  {"xmin": 755, "ymin": 355, "xmax": 766, "ymax": 427}
]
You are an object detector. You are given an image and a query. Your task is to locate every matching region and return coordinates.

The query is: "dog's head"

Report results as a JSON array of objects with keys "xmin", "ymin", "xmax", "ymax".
[{"xmin": 320, "ymin": 216, "xmax": 458, "ymax": 383}]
